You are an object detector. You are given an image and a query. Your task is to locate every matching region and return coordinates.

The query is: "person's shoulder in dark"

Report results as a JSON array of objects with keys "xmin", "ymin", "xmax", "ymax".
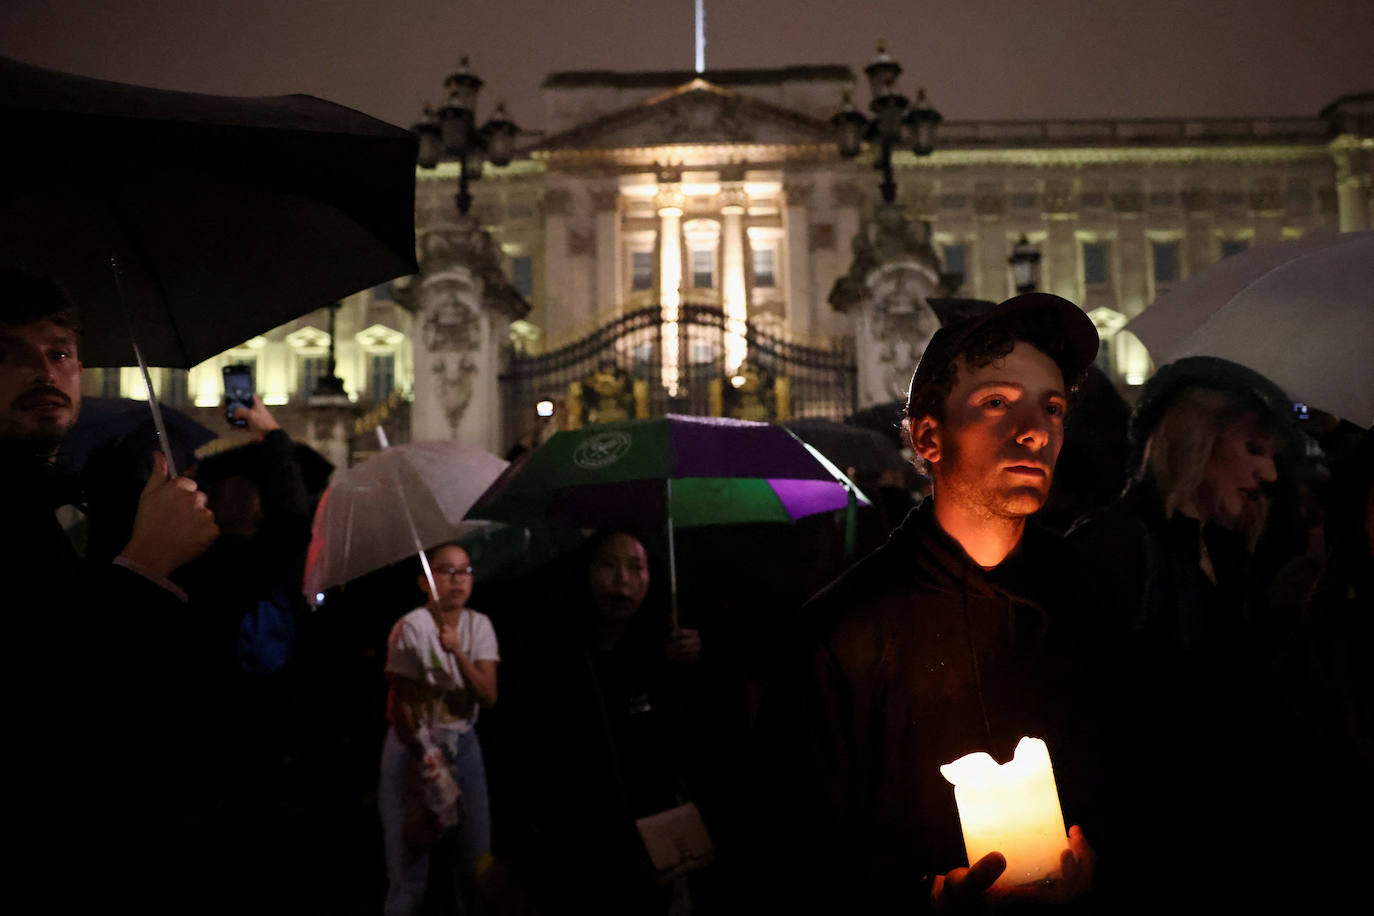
[
  {"xmin": 1061, "ymin": 485, "xmax": 1164, "ymax": 655},
  {"xmin": 1064, "ymin": 485, "xmax": 1159, "ymax": 571},
  {"xmin": 791, "ymin": 501, "xmax": 931, "ymax": 670}
]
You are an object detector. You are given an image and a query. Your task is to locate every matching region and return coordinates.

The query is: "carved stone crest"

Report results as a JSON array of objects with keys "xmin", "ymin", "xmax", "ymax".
[
  {"xmin": 416, "ymin": 215, "xmax": 529, "ymax": 322},
  {"xmin": 418, "ymin": 271, "xmax": 483, "ymax": 436},
  {"xmin": 720, "ymin": 364, "xmax": 779, "ymax": 422},
  {"xmin": 663, "ymin": 92, "xmax": 752, "ymax": 143},
  {"xmin": 829, "ymin": 203, "xmax": 942, "ymax": 313},
  {"xmin": 828, "ymin": 202, "xmax": 946, "ymax": 407},
  {"xmin": 576, "ymin": 363, "xmax": 635, "ymax": 426},
  {"xmin": 862, "ymin": 262, "xmax": 943, "ymax": 403}
]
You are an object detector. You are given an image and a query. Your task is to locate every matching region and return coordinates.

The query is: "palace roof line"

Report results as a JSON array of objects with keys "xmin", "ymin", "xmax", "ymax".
[{"xmin": 542, "ymin": 65, "xmax": 855, "ymax": 90}]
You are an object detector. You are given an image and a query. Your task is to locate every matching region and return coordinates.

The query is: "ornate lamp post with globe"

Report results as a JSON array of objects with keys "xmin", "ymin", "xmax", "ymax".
[
  {"xmin": 412, "ymin": 56, "xmax": 521, "ymax": 216},
  {"xmin": 402, "ymin": 57, "xmax": 531, "ymax": 449},
  {"xmin": 832, "ymin": 43, "xmax": 943, "ymax": 203},
  {"xmin": 826, "ymin": 44, "xmax": 950, "ymax": 410}
]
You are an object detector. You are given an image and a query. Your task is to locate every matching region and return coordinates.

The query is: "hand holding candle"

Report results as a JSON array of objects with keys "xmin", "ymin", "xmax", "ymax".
[{"xmin": 940, "ymin": 736, "xmax": 1071, "ymax": 889}]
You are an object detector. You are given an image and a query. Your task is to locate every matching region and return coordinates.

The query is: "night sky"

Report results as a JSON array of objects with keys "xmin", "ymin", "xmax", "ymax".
[{"xmin": 2, "ymin": 1, "xmax": 1371, "ymax": 132}]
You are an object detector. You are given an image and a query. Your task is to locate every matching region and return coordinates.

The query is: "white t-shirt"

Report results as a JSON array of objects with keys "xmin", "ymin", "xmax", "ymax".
[{"xmin": 385, "ymin": 606, "xmax": 500, "ymax": 733}]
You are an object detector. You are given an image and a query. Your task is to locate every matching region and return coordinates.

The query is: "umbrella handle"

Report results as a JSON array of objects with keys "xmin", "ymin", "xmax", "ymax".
[
  {"xmin": 666, "ymin": 478, "xmax": 679, "ymax": 631},
  {"xmin": 110, "ymin": 255, "xmax": 177, "ymax": 478}
]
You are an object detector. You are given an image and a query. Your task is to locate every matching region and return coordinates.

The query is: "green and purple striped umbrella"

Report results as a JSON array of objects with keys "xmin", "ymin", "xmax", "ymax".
[
  {"xmin": 478, "ymin": 415, "xmax": 870, "ymax": 623},
  {"xmin": 479, "ymin": 414, "xmax": 869, "ymax": 529}
]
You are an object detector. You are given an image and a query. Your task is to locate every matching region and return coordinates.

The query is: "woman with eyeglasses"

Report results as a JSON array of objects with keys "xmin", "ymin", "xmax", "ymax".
[{"xmin": 378, "ymin": 541, "xmax": 499, "ymax": 916}]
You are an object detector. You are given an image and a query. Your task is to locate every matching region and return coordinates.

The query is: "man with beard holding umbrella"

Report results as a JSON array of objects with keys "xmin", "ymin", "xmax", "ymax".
[
  {"xmin": 0, "ymin": 270, "xmax": 219, "ymax": 600},
  {"xmin": 0, "ymin": 270, "xmax": 224, "ymax": 903},
  {"xmin": 752, "ymin": 294, "xmax": 1100, "ymax": 913}
]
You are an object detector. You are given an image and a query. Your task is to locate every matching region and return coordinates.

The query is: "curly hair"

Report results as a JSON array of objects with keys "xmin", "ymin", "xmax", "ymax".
[{"xmin": 904, "ymin": 313, "xmax": 1084, "ymax": 425}]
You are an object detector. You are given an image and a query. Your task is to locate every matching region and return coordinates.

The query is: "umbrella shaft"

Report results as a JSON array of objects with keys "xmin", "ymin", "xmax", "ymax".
[{"xmin": 110, "ymin": 255, "xmax": 177, "ymax": 478}]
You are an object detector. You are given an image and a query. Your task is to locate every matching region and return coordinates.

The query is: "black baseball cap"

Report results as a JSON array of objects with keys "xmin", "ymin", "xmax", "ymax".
[{"xmin": 908, "ymin": 292, "xmax": 1099, "ymax": 397}]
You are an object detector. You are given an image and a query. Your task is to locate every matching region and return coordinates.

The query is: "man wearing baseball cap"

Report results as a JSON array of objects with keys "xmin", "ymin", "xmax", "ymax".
[{"xmin": 753, "ymin": 293, "xmax": 1099, "ymax": 913}]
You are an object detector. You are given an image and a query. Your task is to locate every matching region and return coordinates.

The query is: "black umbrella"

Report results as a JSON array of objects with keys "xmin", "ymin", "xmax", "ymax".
[
  {"xmin": 1, "ymin": 57, "xmax": 418, "ymax": 474},
  {"xmin": 784, "ymin": 418, "xmax": 908, "ymax": 477},
  {"xmin": 0, "ymin": 56, "xmax": 418, "ymax": 369},
  {"xmin": 1, "ymin": 53, "xmax": 417, "ymax": 368}
]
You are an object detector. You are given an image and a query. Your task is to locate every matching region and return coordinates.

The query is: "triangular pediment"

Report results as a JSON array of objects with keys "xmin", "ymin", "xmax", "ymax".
[{"xmin": 535, "ymin": 80, "xmax": 835, "ymax": 151}]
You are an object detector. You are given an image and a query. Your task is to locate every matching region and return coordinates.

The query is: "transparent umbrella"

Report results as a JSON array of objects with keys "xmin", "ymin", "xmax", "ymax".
[
  {"xmin": 303, "ymin": 440, "xmax": 508, "ymax": 605},
  {"xmin": 1127, "ymin": 231, "xmax": 1374, "ymax": 425}
]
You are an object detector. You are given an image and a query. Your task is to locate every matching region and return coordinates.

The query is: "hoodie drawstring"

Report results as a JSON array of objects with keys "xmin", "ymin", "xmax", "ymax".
[{"xmin": 958, "ymin": 554, "xmax": 996, "ymax": 747}]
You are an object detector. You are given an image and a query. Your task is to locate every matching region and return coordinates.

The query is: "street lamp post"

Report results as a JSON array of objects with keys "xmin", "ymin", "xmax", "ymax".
[
  {"xmin": 413, "ymin": 56, "xmax": 521, "ymax": 216},
  {"xmin": 309, "ymin": 300, "xmax": 350, "ymax": 402},
  {"xmin": 832, "ymin": 44, "xmax": 943, "ymax": 204},
  {"xmin": 1008, "ymin": 235, "xmax": 1043, "ymax": 294}
]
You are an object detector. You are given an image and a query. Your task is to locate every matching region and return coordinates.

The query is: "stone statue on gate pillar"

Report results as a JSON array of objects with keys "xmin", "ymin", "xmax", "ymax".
[
  {"xmin": 398, "ymin": 214, "xmax": 529, "ymax": 451},
  {"xmin": 829, "ymin": 202, "xmax": 953, "ymax": 407}
]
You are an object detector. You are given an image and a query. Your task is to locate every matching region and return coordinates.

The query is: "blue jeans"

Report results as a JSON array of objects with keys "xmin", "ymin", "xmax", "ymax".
[{"xmin": 379, "ymin": 726, "xmax": 491, "ymax": 916}]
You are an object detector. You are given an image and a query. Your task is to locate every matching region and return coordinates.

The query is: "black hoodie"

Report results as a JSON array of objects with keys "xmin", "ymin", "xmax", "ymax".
[{"xmin": 752, "ymin": 497, "xmax": 1078, "ymax": 913}]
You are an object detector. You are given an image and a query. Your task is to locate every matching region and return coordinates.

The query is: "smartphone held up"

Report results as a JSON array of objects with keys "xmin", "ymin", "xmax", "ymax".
[{"xmin": 223, "ymin": 364, "xmax": 254, "ymax": 426}]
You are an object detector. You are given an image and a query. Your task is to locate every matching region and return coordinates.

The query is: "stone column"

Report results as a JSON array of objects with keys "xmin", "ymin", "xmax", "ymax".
[
  {"xmin": 1332, "ymin": 141, "xmax": 1373, "ymax": 232},
  {"xmin": 1182, "ymin": 187, "xmax": 1216, "ymax": 279},
  {"xmin": 656, "ymin": 188, "xmax": 685, "ymax": 396},
  {"xmin": 973, "ymin": 184, "xmax": 1008, "ymax": 301},
  {"xmin": 305, "ymin": 406, "xmax": 354, "ymax": 471},
  {"xmin": 783, "ymin": 180, "xmax": 814, "ymax": 337},
  {"xmin": 1042, "ymin": 180, "xmax": 1079, "ymax": 302},
  {"xmin": 542, "ymin": 186, "xmax": 572, "ymax": 342},
  {"xmin": 833, "ymin": 180, "xmax": 864, "ymax": 273},
  {"xmin": 720, "ymin": 183, "xmax": 748, "ymax": 374},
  {"xmin": 1112, "ymin": 188, "xmax": 1148, "ymax": 318},
  {"xmin": 1323, "ymin": 97, "xmax": 1374, "ymax": 231},
  {"xmin": 590, "ymin": 184, "xmax": 620, "ymax": 315},
  {"xmin": 407, "ymin": 217, "xmax": 530, "ymax": 453},
  {"xmin": 1249, "ymin": 180, "xmax": 1285, "ymax": 247}
]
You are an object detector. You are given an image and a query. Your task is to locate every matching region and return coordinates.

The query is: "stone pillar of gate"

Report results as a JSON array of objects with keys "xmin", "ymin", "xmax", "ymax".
[
  {"xmin": 829, "ymin": 202, "xmax": 948, "ymax": 408},
  {"xmin": 590, "ymin": 184, "xmax": 620, "ymax": 315},
  {"xmin": 401, "ymin": 215, "xmax": 530, "ymax": 453}
]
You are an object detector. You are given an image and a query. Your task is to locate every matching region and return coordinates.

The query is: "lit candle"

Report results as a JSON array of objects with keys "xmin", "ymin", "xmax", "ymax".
[{"xmin": 939, "ymin": 736, "xmax": 1069, "ymax": 888}]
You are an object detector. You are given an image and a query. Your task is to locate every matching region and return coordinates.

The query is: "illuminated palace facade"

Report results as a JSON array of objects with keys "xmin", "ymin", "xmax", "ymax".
[{"xmin": 84, "ymin": 67, "xmax": 1372, "ymax": 465}]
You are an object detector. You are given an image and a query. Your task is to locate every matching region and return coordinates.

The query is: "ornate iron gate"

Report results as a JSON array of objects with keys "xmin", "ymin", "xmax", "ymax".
[{"xmin": 500, "ymin": 302, "xmax": 856, "ymax": 441}]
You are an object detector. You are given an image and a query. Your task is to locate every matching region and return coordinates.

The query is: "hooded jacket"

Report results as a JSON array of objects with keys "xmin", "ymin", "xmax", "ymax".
[{"xmin": 754, "ymin": 497, "xmax": 1075, "ymax": 913}]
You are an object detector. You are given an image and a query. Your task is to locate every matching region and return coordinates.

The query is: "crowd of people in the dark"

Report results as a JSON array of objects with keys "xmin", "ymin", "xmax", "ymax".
[{"xmin": 3, "ymin": 270, "xmax": 1370, "ymax": 914}]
